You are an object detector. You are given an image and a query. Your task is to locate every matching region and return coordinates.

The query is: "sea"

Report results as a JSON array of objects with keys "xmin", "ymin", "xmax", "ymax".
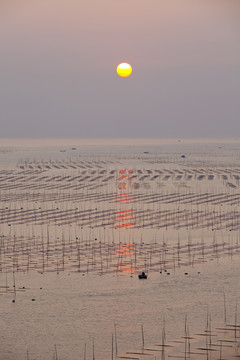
[{"xmin": 0, "ymin": 138, "xmax": 240, "ymax": 360}]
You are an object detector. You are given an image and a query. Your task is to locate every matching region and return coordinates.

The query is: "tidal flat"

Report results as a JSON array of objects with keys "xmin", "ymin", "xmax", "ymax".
[{"xmin": 1, "ymin": 138, "xmax": 240, "ymax": 360}]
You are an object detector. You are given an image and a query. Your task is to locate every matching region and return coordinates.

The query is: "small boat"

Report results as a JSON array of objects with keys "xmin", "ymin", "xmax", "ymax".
[{"xmin": 138, "ymin": 271, "xmax": 147, "ymax": 279}]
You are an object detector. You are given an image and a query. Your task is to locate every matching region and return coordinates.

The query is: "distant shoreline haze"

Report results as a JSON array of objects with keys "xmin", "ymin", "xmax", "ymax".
[{"xmin": 0, "ymin": 137, "xmax": 240, "ymax": 148}]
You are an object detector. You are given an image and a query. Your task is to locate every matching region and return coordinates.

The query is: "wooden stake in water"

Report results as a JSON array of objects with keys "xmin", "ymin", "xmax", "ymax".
[
  {"xmin": 141, "ymin": 324, "xmax": 145, "ymax": 349},
  {"xmin": 209, "ymin": 314, "xmax": 212, "ymax": 347},
  {"xmin": 114, "ymin": 321, "xmax": 118, "ymax": 356},
  {"xmin": 5, "ymin": 272, "xmax": 8, "ymax": 293},
  {"xmin": 161, "ymin": 319, "xmax": 165, "ymax": 360},
  {"xmin": 223, "ymin": 291, "xmax": 227, "ymax": 326},
  {"xmin": 177, "ymin": 234, "xmax": 180, "ymax": 267},
  {"xmin": 235, "ymin": 302, "xmax": 238, "ymax": 338},
  {"xmin": 13, "ymin": 271, "xmax": 16, "ymax": 300},
  {"xmin": 112, "ymin": 334, "xmax": 114, "ymax": 360},
  {"xmin": 54, "ymin": 344, "xmax": 58, "ymax": 360},
  {"xmin": 205, "ymin": 310, "xmax": 209, "ymax": 360},
  {"xmin": 13, "ymin": 271, "xmax": 16, "ymax": 289},
  {"xmin": 92, "ymin": 337, "xmax": 95, "ymax": 360},
  {"xmin": 84, "ymin": 342, "xmax": 87, "ymax": 360},
  {"xmin": 219, "ymin": 340, "xmax": 222, "ymax": 360},
  {"xmin": 187, "ymin": 326, "xmax": 190, "ymax": 357},
  {"xmin": 184, "ymin": 315, "xmax": 187, "ymax": 360},
  {"xmin": 201, "ymin": 233, "xmax": 205, "ymax": 262}
]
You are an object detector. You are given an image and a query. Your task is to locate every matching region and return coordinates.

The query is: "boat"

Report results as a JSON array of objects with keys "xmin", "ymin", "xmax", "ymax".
[{"xmin": 138, "ymin": 271, "xmax": 147, "ymax": 279}]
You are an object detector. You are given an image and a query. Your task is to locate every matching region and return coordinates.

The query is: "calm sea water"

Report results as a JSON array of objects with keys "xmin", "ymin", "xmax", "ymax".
[
  {"xmin": 1, "ymin": 257, "xmax": 240, "ymax": 360},
  {"xmin": 0, "ymin": 138, "xmax": 240, "ymax": 359}
]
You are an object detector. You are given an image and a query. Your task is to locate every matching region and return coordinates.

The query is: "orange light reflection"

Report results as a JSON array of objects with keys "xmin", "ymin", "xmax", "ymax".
[
  {"xmin": 120, "ymin": 267, "xmax": 135, "ymax": 273},
  {"xmin": 116, "ymin": 215, "xmax": 132, "ymax": 221},
  {"xmin": 114, "ymin": 243, "xmax": 133, "ymax": 255},
  {"xmin": 116, "ymin": 172, "xmax": 134, "ymax": 228},
  {"xmin": 116, "ymin": 223, "xmax": 133, "ymax": 228},
  {"xmin": 118, "ymin": 175, "xmax": 128, "ymax": 181},
  {"xmin": 117, "ymin": 193, "xmax": 131, "ymax": 197}
]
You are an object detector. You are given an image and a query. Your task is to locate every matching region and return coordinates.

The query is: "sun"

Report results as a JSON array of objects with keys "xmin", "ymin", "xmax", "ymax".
[{"xmin": 116, "ymin": 63, "xmax": 132, "ymax": 77}]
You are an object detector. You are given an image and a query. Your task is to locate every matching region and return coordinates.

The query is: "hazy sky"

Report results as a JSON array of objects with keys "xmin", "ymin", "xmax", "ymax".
[{"xmin": 1, "ymin": 0, "xmax": 240, "ymax": 138}]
